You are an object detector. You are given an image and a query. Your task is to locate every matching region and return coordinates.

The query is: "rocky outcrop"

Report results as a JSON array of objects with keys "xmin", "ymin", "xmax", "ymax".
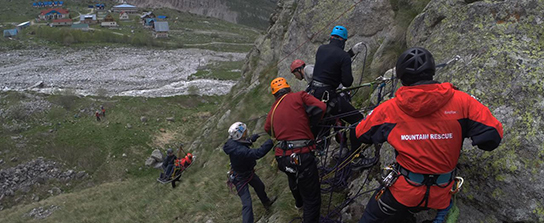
[
  {"xmin": 404, "ymin": 0, "xmax": 544, "ymax": 222},
  {"xmin": 191, "ymin": 0, "xmax": 544, "ymax": 222},
  {"xmin": 0, "ymin": 157, "xmax": 87, "ymax": 209}
]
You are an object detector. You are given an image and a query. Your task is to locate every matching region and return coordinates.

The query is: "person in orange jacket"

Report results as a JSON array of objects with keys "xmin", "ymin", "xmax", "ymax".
[{"xmin": 355, "ymin": 47, "xmax": 503, "ymax": 222}]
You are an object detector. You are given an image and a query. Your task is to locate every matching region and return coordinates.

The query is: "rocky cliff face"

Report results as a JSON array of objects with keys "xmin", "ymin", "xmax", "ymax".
[
  {"xmin": 192, "ymin": 0, "xmax": 544, "ymax": 222},
  {"xmin": 129, "ymin": 0, "xmax": 277, "ymax": 29}
]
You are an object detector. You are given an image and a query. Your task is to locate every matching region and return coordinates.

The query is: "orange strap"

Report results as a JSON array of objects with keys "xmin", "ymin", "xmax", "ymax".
[{"xmin": 270, "ymin": 94, "xmax": 288, "ymax": 139}]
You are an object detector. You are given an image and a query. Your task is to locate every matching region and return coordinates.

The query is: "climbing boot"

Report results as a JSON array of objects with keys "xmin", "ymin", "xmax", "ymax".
[{"xmin": 264, "ymin": 196, "xmax": 278, "ymax": 210}]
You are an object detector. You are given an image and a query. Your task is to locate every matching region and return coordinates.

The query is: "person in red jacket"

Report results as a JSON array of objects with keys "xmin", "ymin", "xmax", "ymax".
[
  {"xmin": 356, "ymin": 47, "xmax": 503, "ymax": 222},
  {"xmin": 264, "ymin": 77, "xmax": 326, "ymax": 222}
]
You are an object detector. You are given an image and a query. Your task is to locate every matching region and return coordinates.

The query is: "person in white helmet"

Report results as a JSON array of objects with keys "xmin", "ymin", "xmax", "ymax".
[{"xmin": 223, "ymin": 122, "xmax": 277, "ymax": 223}]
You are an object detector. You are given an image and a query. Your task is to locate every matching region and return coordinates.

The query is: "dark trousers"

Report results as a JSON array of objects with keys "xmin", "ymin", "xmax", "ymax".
[
  {"xmin": 235, "ymin": 172, "xmax": 270, "ymax": 223},
  {"xmin": 359, "ymin": 188, "xmax": 418, "ymax": 223},
  {"xmin": 277, "ymin": 153, "xmax": 321, "ymax": 222},
  {"xmin": 309, "ymin": 87, "xmax": 364, "ymax": 151},
  {"xmin": 163, "ymin": 163, "xmax": 174, "ymax": 179}
]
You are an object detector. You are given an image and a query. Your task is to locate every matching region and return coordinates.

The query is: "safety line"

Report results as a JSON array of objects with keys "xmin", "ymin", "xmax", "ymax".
[{"xmin": 260, "ymin": 0, "xmax": 366, "ymax": 77}]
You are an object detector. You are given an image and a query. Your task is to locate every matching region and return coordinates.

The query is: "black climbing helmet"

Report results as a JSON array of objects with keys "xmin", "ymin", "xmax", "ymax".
[{"xmin": 395, "ymin": 47, "xmax": 436, "ymax": 85}]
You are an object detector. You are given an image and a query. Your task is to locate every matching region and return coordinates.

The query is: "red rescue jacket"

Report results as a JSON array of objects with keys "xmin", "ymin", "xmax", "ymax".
[
  {"xmin": 264, "ymin": 91, "xmax": 326, "ymax": 156},
  {"xmin": 356, "ymin": 82, "xmax": 503, "ymax": 209}
]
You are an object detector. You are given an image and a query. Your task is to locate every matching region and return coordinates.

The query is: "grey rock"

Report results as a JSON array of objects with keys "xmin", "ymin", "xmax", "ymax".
[
  {"xmin": 76, "ymin": 171, "xmax": 87, "ymax": 179},
  {"xmin": 126, "ymin": 123, "xmax": 132, "ymax": 129},
  {"xmin": 166, "ymin": 117, "xmax": 175, "ymax": 122},
  {"xmin": 140, "ymin": 116, "xmax": 148, "ymax": 122},
  {"xmin": 10, "ymin": 157, "xmax": 18, "ymax": 162},
  {"xmin": 49, "ymin": 187, "xmax": 61, "ymax": 196},
  {"xmin": 150, "ymin": 149, "xmax": 163, "ymax": 162},
  {"xmin": 144, "ymin": 157, "xmax": 155, "ymax": 167}
]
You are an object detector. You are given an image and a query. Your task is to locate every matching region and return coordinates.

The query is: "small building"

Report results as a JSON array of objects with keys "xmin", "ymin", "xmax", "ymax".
[
  {"xmin": 112, "ymin": 4, "xmax": 138, "ymax": 13},
  {"xmin": 71, "ymin": 23, "xmax": 89, "ymax": 31},
  {"xmin": 79, "ymin": 14, "xmax": 97, "ymax": 24},
  {"xmin": 101, "ymin": 21, "xmax": 118, "ymax": 27},
  {"xmin": 119, "ymin": 11, "xmax": 130, "ymax": 20},
  {"xmin": 16, "ymin": 21, "xmax": 31, "ymax": 30},
  {"xmin": 95, "ymin": 4, "xmax": 106, "ymax": 10},
  {"xmin": 144, "ymin": 18, "xmax": 155, "ymax": 28},
  {"xmin": 153, "ymin": 21, "xmax": 169, "ymax": 38},
  {"xmin": 103, "ymin": 13, "xmax": 115, "ymax": 22},
  {"xmin": 3, "ymin": 29, "xmax": 18, "ymax": 38},
  {"xmin": 39, "ymin": 8, "xmax": 69, "ymax": 21},
  {"xmin": 49, "ymin": 18, "xmax": 72, "ymax": 27}
]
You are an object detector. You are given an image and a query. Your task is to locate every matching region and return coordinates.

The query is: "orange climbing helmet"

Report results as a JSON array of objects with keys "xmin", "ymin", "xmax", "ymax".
[{"xmin": 270, "ymin": 77, "xmax": 290, "ymax": 95}]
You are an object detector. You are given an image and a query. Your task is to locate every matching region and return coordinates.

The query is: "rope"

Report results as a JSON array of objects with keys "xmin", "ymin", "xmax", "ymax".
[{"xmin": 261, "ymin": 0, "xmax": 366, "ymax": 79}]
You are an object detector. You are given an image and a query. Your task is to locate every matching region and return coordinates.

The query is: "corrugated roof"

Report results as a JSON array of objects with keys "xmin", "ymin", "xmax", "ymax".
[
  {"xmin": 154, "ymin": 21, "xmax": 169, "ymax": 32},
  {"xmin": 140, "ymin": 11, "xmax": 154, "ymax": 18},
  {"xmin": 40, "ymin": 8, "xmax": 69, "ymax": 15},
  {"xmin": 80, "ymin": 14, "xmax": 96, "ymax": 20},
  {"xmin": 17, "ymin": 21, "xmax": 31, "ymax": 27},
  {"xmin": 113, "ymin": 4, "xmax": 137, "ymax": 8}
]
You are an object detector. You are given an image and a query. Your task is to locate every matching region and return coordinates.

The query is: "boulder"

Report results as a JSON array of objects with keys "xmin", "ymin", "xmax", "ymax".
[
  {"xmin": 144, "ymin": 158, "xmax": 155, "ymax": 167},
  {"xmin": 150, "ymin": 149, "xmax": 163, "ymax": 162}
]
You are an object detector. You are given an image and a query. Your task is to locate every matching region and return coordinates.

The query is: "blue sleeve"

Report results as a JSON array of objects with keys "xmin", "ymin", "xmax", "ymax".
[{"xmin": 235, "ymin": 139, "xmax": 274, "ymax": 160}]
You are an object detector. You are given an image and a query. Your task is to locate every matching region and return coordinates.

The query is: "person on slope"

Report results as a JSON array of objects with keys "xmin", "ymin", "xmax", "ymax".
[
  {"xmin": 223, "ymin": 122, "xmax": 277, "ymax": 223},
  {"xmin": 355, "ymin": 47, "xmax": 503, "ymax": 223},
  {"xmin": 160, "ymin": 148, "xmax": 177, "ymax": 181},
  {"xmin": 308, "ymin": 25, "xmax": 376, "ymax": 167},
  {"xmin": 264, "ymin": 77, "xmax": 326, "ymax": 222}
]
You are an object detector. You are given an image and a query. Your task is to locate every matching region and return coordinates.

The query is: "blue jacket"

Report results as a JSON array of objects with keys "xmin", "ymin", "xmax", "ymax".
[{"xmin": 223, "ymin": 138, "xmax": 274, "ymax": 173}]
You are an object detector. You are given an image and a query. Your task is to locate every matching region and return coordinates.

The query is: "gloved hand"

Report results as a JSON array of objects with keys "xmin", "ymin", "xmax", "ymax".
[
  {"xmin": 352, "ymin": 42, "xmax": 365, "ymax": 54},
  {"xmin": 250, "ymin": 133, "xmax": 261, "ymax": 142}
]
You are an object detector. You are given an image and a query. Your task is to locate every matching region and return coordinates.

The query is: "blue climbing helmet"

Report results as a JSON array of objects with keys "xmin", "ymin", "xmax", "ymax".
[{"xmin": 330, "ymin": 25, "xmax": 348, "ymax": 40}]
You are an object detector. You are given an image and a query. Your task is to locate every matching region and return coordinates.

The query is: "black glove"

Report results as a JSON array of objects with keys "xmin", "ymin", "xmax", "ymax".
[{"xmin": 250, "ymin": 134, "xmax": 261, "ymax": 142}]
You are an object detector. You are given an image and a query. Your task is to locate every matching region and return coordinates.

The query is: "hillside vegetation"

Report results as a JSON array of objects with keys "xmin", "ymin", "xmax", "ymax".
[{"xmin": 0, "ymin": 0, "xmax": 262, "ymax": 52}]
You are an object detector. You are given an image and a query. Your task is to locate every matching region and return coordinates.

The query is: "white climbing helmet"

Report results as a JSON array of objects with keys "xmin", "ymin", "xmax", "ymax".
[{"xmin": 228, "ymin": 122, "xmax": 247, "ymax": 140}]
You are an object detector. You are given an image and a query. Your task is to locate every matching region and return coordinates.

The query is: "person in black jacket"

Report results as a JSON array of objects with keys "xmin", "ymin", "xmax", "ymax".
[
  {"xmin": 310, "ymin": 25, "xmax": 377, "ymax": 167},
  {"xmin": 160, "ymin": 148, "xmax": 177, "ymax": 181},
  {"xmin": 223, "ymin": 122, "xmax": 276, "ymax": 223}
]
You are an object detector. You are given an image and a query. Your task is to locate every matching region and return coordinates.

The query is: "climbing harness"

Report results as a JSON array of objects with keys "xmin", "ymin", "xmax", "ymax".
[{"xmin": 375, "ymin": 163, "xmax": 400, "ymax": 200}]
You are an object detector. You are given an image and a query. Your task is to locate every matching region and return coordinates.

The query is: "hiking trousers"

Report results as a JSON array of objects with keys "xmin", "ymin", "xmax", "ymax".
[
  {"xmin": 235, "ymin": 172, "xmax": 271, "ymax": 223},
  {"xmin": 277, "ymin": 153, "xmax": 321, "ymax": 222}
]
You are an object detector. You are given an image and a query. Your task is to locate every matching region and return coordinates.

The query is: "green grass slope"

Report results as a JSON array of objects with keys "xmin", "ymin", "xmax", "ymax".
[{"xmin": 0, "ymin": 0, "xmax": 262, "ymax": 52}]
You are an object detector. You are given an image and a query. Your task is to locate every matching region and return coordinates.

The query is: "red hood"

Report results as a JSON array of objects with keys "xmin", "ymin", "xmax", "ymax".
[{"xmin": 395, "ymin": 82, "xmax": 455, "ymax": 117}]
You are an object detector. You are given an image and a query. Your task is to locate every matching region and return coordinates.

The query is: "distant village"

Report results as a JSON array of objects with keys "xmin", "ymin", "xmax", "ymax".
[{"xmin": 3, "ymin": 2, "xmax": 169, "ymax": 39}]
